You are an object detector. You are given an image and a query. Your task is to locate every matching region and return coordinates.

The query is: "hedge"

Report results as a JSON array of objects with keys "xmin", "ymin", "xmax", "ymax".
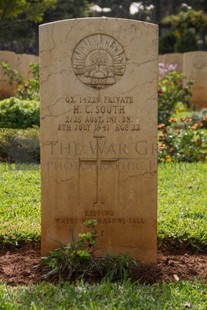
[
  {"xmin": 0, "ymin": 127, "xmax": 40, "ymax": 163},
  {"xmin": 0, "ymin": 97, "xmax": 39, "ymax": 129}
]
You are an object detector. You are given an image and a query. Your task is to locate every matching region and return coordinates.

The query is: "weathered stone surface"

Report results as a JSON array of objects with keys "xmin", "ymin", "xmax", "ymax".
[
  {"xmin": 40, "ymin": 18, "xmax": 158, "ymax": 263},
  {"xmin": 184, "ymin": 51, "xmax": 207, "ymax": 110},
  {"xmin": 15, "ymin": 53, "xmax": 38, "ymax": 79},
  {"xmin": 159, "ymin": 55, "xmax": 164, "ymax": 64},
  {"xmin": 0, "ymin": 51, "xmax": 38, "ymax": 99},
  {"xmin": 0, "ymin": 51, "xmax": 16, "ymax": 98},
  {"xmin": 161, "ymin": 53, "xmax": 183, "ymax": 73}
]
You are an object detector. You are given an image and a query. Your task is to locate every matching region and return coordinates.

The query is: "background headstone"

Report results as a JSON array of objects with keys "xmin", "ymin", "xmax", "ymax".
[
  {"xmin": 184, "ymin": 51, "xmax": 207, "ymax": 110},
  {"xmin": 158, "ymin": 55, "xmax": 164, "ymax": 64},
  {"xmin": 0, "ymin": 51, "xmax": 38, "ymax": 99},
  {"xmin": 161, "ymin": 53, "xmax": 183, "ymax": 73},
  {"xmin": 15, "ymin": 53, "xmax": 39, "ymax": 79},
  {"xmin": 40, "ymin": 18, "xmax": 158, "ymax": 263},
  {"xmin": 0, "ymin": 51, "xmax": 16, "ymax": 99}
]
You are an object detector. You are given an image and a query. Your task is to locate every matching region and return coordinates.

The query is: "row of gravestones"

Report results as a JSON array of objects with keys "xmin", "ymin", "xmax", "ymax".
[
  {"xmin": 1, "ymin": 49, "xmax": 207, "ymax": 111},
  {"xmin": 0, "ymin": 51, "xmax": 38, "ymax": 99},
  {"xmin": 159, "ymin": 52, "xmax": 207, "ymax": 110}
]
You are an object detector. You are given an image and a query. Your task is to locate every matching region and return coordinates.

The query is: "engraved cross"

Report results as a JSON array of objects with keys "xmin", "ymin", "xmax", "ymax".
[{"xmin": 79, "ymin": 135, "xmax": 119, "ymax": 206}]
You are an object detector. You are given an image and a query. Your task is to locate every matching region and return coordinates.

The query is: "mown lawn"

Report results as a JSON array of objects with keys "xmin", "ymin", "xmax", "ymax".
[
  {"xmin": 0, "ymin": 162, "xmax": 207, "ymax": 309},
  {"xmin": 0, "ymin": 162, "xmax": 207, "ymax": 249},
  {"xmin": 1, "ymin": 280, "xmax": 207, "ymax": 309},
  {"xmin": 0, "ymin": 164, "xmax": 40, "ymax": 244},
  {"xmin": 158, "ymin": 162, "xmax": 207, "ymax": 250}
]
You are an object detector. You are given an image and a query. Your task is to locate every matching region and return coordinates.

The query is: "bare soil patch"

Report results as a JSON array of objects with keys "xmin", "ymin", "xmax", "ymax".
[{"xmin": 0, "ymin": 242, "xmax": 207, "ymax": 285}]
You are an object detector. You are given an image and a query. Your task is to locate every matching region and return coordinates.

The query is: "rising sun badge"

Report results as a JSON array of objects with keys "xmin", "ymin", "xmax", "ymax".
[{"xmin": 72, "ymin": 33, "xmax": 126, "ymax": 89}]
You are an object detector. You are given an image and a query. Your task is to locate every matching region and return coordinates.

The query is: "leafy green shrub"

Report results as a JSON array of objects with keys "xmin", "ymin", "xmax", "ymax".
[
  {"xmin": 159, "ymin": 31, "xmax": 178, "ymax": 54},
  {"xmin": 1, "ymin": 62, "xmax": 39, "ymax": 100},
  {"xmin": 0, "ymin": 97, "xmax": 39, "ymax": 128},
  {"xmin": 0, "ymin": 127, "xmax": 40, "ymax": 162},
  {"xmin": 158, "ymin": 120, "xmax": 207, "ymax": 163},
  {"xmin": 158, "ymin": 65, "xmax": 193, "ymax": 125},
  {"xmin": 17, "ymin": 63, "xmax": 39, "ymax": 101},
  {"xmin": 161, "ymin": 9, "xmax": 207, "ymax": 52},
  {"xmin": 1, "ymin": 61, "xmax": 23, "ymax": 85},
  {"xmin": 175, "ymin": 29, "xmax": 199, "ymax": 53}
]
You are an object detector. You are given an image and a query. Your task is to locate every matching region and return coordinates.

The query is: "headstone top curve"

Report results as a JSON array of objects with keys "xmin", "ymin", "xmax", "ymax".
[{"xmin": 39, "ymin": 17, "xmax": 158, "ymax": 30}]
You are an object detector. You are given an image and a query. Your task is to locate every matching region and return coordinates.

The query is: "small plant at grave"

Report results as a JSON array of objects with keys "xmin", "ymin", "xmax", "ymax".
[
  {"xmin": 41, "ymin": 220, "xmax": 98, "ymax": 280},
  {"xmin": 158, "ymin": 120, "xmax": 207, "ymax": 163},
  {"xmin": 1, "ymin": 62, "xmax": 39, "ymax": 101},
  {"xmin": 158, "ymin": 63, "xmax": 193, "ymax": 125},
  {"xmin": 41, "ymin": 220, "xmax": 140, "ymax": 282},
  {"xmin": 96, "ymin": 254, "xmax": 139, "ymax": 282}
]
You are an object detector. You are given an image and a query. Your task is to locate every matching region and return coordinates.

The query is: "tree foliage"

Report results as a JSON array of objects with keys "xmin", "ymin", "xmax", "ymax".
[
  {"xmin": 160, "ymin": 9, "xmax": 207, "ymax": 53},
  {"xmin": 1, "ymin": 0, "xmax": 207, "ymax": 54},
  {"xmin": 0, "ymin": 0, "xmax": 57, "ymax": 28},
  {"xmin": 0, "ymin": 0, "xmax": 91, "ymax": 53},
  {"xmin": 162, "ymin": 9, "xmax": 207, "ymax": 32},
  {"xmin": 43, "ymin": 0, "xmax": 91, "ymax": 22},
  {"xmin": 93, "ymin": 0, "xmax": 155, "ymax": 20}
]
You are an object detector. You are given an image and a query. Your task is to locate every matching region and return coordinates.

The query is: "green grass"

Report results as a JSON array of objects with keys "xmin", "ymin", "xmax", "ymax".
[
  {"xmin": 0, "ymin": 163, "xmax": 40, "ymax": 244},
  {"xmin": 0, "ymin": 162, "xmax": 207, "ymax": 250},
  {"xmin": 0, "ymin": 162, "xmax": 207, "ymax": 308},
  {"xmin": 158, "ymin": 162, "xmax": 207, "ymax": 250},
  {"xmin": 0, "ymin": 280, "xmax": 207, "ymax": 309}
]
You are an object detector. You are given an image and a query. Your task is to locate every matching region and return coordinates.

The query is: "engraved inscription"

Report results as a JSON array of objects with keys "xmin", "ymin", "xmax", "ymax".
[
  {"xmin": 85, "ymin": 209, "xmax": 114, "ymax": 216},
  {"xmin": 55, "ymin": 217, "xmax": 145, "ymax": 225},
  {"xmin": 193, "ymin": 56, "xmax": 207, "ymax": 70},
  {"xmin": 58, "ymin": 95, "xmax": 141, "ymax": 132},
  {"xmin": 72, "ymin": 34, "xmax": 126, "ymax": 88},
  {"xmin": 79, "ymin": 135, "xmax": 119, "ymax": 208}
]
